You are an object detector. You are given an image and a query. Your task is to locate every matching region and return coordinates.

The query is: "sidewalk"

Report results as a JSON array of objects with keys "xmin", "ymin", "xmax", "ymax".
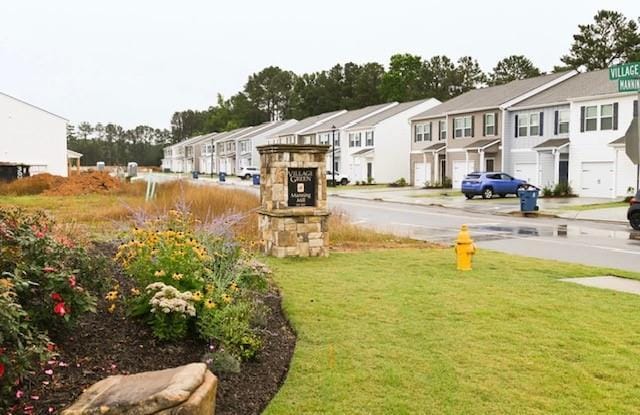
[{"xmin": 329, "ymin": 186, "xmax": 628, "ymax": 224}]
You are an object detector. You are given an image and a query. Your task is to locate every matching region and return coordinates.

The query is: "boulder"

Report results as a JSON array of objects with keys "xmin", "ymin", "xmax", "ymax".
[{"xmin": 62, "ymin": 363, "xmax": 217, "ymax": 415}]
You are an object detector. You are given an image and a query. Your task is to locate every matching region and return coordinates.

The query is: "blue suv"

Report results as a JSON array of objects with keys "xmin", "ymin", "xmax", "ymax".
[{"xmin": 462, "ymin": 172, "xmax": 527, "ymax": 199}]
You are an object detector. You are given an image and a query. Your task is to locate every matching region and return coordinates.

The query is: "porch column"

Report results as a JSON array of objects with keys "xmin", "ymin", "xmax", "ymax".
[
  {"xmin": 422, "ymin": 152, "xmax": 428, "ymax": 183},
  {"xmin": 535, "ymin": 151, "xmax": 540, "ymax": 186},
  {"xmin": 479, "ymin": 150, "xmax": 485, "ymax": 172},
  {"xmin": 553, "ymin": 150, "xmax": 560, "ymax": 185},
  {"xmin": 434, "ymin": 152, "xmax": 439, "ymax": 185},
  {"xmin": 464, "ymin": 151, "xmax": 469, "ymax": 175}
]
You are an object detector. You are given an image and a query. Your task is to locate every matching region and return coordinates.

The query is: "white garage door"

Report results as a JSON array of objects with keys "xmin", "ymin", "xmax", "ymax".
[
  {"xmin": 514, "ymin": 163, "xmax": 538, "ymax": 185},
  {"xmin": 413, "ymin": 162, "xmax": 431, "ymax": 186},
  {"xmin": 452, "ymin": 160, "xmax": 475, "ymax": 189},
  {"xmin": 581, "ymin": 162, "xmax": 614, "ymax": 198}
]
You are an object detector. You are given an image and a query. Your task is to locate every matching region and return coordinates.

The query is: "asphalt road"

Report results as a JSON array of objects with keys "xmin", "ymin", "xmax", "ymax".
[{"xmin": 330, "ymin": 197, "xmax": 640, "ymax": 273}]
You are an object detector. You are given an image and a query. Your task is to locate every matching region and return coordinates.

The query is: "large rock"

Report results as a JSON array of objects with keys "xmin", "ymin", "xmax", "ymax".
[{"xmin": 62, "ymin": 363, "xmax": 218, "ymax": 415}]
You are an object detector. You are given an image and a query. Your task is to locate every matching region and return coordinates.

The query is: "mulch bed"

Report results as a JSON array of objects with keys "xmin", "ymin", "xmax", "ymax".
[{"xmin": 9, "ymin": 244, "xmax": 296, "ymax": 415}]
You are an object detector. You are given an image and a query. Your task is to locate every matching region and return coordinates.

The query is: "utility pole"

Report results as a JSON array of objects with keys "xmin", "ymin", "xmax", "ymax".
[{"xmin": 331, "ymin": 126, "xmax": 336, "ymax": 187}]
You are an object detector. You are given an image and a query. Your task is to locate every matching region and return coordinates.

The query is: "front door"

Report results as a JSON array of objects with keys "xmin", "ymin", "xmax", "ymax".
[
  {"xmin": 559, "ymin": 160, "xmax": 569, "ymax": 183},
  {"xmin": 485, "ymin": 158, "xmax": 495, "ymax": 172},
  {"xmin": 440, "ymin": 159, "xmax": 446, "ymax": 185},
  {"xmin": 367, "ymin": 162, "xmax": 373, "ymax": 181}
]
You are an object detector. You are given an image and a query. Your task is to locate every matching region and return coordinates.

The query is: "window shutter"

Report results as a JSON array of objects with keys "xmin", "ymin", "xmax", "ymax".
[
  {"xmin": 514, "ymin": 115, "xmax": 519, "ymax": 137},
  {"xmin": 580, "ymin": 106, "xmax": 585, "ymax": 132},
  {"xmin": 613, "ymin": 102, "xmax": 619, "ymax": 130},
  {"xmin": 429, "ymin": 122, "xmax": 432, "ymax": 141},
  {"xmin": 554, "ymin": 110, "xmax": 559, "ymax": 135},
  {"xmin": 482, "ymin": 114, "xmax": 486, "ymax": 137},
  {"xmin": 471, "ymin": 116, "xmax": 475, "ymax": 137},
  {"xmin": 452, "ymin": 120, "xmax": 455, "ymax": 139},
  {"xmin": 539, "ymin": 112, "xmax": 544, "ymax": 136},
  {"xmin": 495, "ymin": 112, "xmax": 499, "ymax": 135},
  {"xmin": 635, "ymin": 100, "xmax": 638, "ymax": 117}
]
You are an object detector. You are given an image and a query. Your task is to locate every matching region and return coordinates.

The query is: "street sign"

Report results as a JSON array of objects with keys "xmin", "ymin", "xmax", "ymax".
[
  {"xmin": 609, "ymin": 62, "xmax": 640, "ymax": 80},
  {"xmin": 618, "ymin": 78, "xmax": 640, "ymax": 92}
]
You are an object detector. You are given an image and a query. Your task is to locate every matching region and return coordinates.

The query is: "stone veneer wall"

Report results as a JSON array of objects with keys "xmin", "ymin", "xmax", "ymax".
[{"xmin": 257, "ymin": 144, "xmax": 330, "ymax": 258}]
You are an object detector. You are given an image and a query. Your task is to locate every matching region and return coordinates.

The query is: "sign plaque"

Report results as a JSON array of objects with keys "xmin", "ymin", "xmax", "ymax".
[{"xmin": 287, "ymin": 168, "xmax": 317, "ymax": 207}]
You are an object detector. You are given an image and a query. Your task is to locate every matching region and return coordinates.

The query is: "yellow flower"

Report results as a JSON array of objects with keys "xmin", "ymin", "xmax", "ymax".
[
  {"xmin": 154, "ymin": 270, "xmax": 166, "ymax": 278},
  {"xmin": 172, "ymin": 273, "xmax": 183, "ymax": 281},
  {"xmin": 204, "ymin": 299, "xmax": 217, "ymax": 309},
  {"xmin": 229, "ymin": 282, "xmax": 239, "ymax": 292},
  {"xmin": 105, "ymin": 291, "xmax": 118, "ymax": 301},
  {"xmin": 0, "ymin": 278, "xmax": 13, "ymax": 289},
  {"xmin": 108, "ymin": 303, "xmax": 116, "ymax": 313},
  {"xmin": 130, "ymin": 288, "xmax": 140, "ymax": 296},
  {"xmin": 205, "ymin": 283, "xmax": 215, "ymax": 293},
  {"xmin": 222, "ymin": 294, "xmax": 232, "ymax": 304},
  {"xmin": 192, "ymin": 291, "xmax": 203, "ymax": 302}
]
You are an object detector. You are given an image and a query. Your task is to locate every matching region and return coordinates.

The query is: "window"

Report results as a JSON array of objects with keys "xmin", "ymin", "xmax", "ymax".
[
  {"xmin": 365, "ymin": 131, "xmax": 374, "ymax": 146},
  {"xmin": 424, "ymin": 123, "xmax": 431, "ymax": 141},
  {"xmin": 518, "ymin": 115, "xmax": 529, "ymax": 137},
  {"xmin": 500, "ymin": 173, "xmax": 512, "ymax": 180},
  {"xmin": 585, "ymin": 106, "xmax": 597, "ymax": 131},
  {"xmin": 319, "ymin": 133, "xmax": 330, "ymax": 145},
  {"xmin": 454, "ymin": 116, "xmax": 472, "ymax": 138},
  {"xmin": 355, "ymin": 132, "xmax": 362, "ymax": 147},
  {"xmin": 439, "ymin": 120, "xmax": 446, "ymax": 140},
  {"xmin": 529, "ymin": 113, "xmax": 540, "ymax": 136},
  {"xmin": 558, "ymin": 110, "xmax": 569, "ymax": 134},
  {"xmin": 414, "ymin": 124, "xmax": 423, "ymax": 142},
  {"xmin": 333, "ymin": 131, "xmax": 340, "ymax": 147},
  {"xmin": 600, "ymin": 104, "xmax": 613, "ymax": 130},
  {"xmin": 349, "ymin": 132, "xmax": 362, "ymax": 147},
  {"xmin": 240, "ymin": 141, "xmax": 249, "ymax": 153},
  {"xmin": 349, "ymin": 133, "xmax": 355, "ymax": 147},
  {"xmin": 484, "ymin": 113, "xmax": 495, "ymax": 136}
]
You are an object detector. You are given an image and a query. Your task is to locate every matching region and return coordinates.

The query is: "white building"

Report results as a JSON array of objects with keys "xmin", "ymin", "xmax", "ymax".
[
  {"xmin": 0, "ymin": 92, "xmax": 68, "ymax": 177},
  {"xmin": 343, "ymin": 98, "xmax": 440, "ymax": 183}
]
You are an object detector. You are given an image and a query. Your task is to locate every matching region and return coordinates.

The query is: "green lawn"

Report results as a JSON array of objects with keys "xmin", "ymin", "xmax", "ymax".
[
  {"xmin": 410, "ymin": 190, "xmax": 463, "ymax": 198},
  {"xmin": 555, "ymin": 201, "xmax": 627, "ymax": 211},
  {"xmin": 265, "ymin": 249, "xmax": 640, "ymax": 414}
]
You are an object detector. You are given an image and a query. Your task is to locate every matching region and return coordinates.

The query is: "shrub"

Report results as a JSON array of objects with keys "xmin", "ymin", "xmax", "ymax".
[
  {"xmin": 542, "ymin": 186, "xmax": 553, "ymax": 197},
  {"xmin": 116, "ymin": 209, "xmax": 269, "ymax": 360},
  {"xmin": 389, "ymin": 178, "xmax": 408, "ymax": 187},
  {"xmin": 552, "ymin": 181, "xmax": 574, "ymax": 197}
]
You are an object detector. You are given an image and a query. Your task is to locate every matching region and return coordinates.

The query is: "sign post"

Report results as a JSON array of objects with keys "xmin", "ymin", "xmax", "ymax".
[{"xmin": 609, "ymin": 62, "xmax": 640, "ymax": 192}]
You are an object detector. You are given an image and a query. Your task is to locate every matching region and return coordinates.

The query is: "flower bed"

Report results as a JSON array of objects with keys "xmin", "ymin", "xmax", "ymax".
[{"xmin": 1, "ymin": 206, "xmax": 295, "ymax": 414}]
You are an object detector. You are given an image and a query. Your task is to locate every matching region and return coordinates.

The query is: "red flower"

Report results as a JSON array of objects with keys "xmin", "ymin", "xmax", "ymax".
[
  {"xmin": 43, "ymin": 267, "xmax": 56, "ymax": 273},
  {"xmin": 51, "ymin": 293, "xmax": 63, "ymax": 302},
  {"xmin": 53, "ymin": 302, "xmax": 68, "ymax": 316},
  {"xmin": 68, "ymin": 275, "xmax": 77, "ymax": 288},
  {"xmin": 0, "ymin": 362, "xmax": 5, "ymax": 378},
  {"xmin": 35, "ymin": 231, "xmax": 45, "ymax": 239}
]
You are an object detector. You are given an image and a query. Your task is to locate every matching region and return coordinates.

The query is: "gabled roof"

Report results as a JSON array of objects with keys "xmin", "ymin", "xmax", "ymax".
[
  {"xmin": 0, "ymin": 91, "xmax": 69, "ymax": 121},
  {"xmin": 211, "ymin": 127, "xmax": 254, "ymax": 142},
  {"xmin": 464, "ymin": 139, "xmax": 500, "ymax": 150},
  {"xmin": 303, "ymin": 103, "xmax": 393, "ymax": 134},
  {"xmin": 422, "ymin": 142, "xmax": 446, "ymax": 152},
  {"xmin": 351, "ymin": 99, "xmax": 435, "ymax": 129},
  {"xmin": 352, "ymin": 148, "xmax": 375, "ymax": 156},
  {"xmin": 411, "ymin": 72, "xmax": 573, "ymax": 121},
  {"xmin": 533, "ymin": 138, "xmax": 570, "ymax": 150},
  {"xmin": 273, "ymin": 110, "xmax": 345, "ymax": 137},
  {"xmin": 237, "ymin": 120, "xmax": 294, "ymax": 140},
  {"xmin": 512, "ymin": 69, "xmax": 635, "ymax": 109},
  {"xmin": 610, "ymin": 117, "xmax": 638, "ymax": 147}
]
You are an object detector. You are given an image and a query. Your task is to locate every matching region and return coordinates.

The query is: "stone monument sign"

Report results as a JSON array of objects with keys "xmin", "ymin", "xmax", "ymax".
[{"xmin": 257, "ymin": 144, "xmax": 330, "ymax": 257}]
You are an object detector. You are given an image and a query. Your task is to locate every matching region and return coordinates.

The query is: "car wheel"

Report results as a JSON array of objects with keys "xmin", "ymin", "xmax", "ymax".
[
  {"xmin": 244, "ymin": 174, "xmax": 251, "ymax": 180},
  {"xmin": 464, "ymin": 194, "xmax": 474, "ymax": 200},
  {"xmin": 630, "ymin": 212, "xmax": 640, "ymax": 231},
  {"xmin": 482, "ymin": 187, "xmax": 493, "ymax": 199},
  {"xmin": 340, "ymin": 178, "xmax": 349, "ymax": 186}
]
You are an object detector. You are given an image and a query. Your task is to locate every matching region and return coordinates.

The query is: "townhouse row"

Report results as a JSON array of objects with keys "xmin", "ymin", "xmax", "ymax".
[
  {"xmin": 162, "ymin": 98, "xmax": 441, "ymax": 183},
  {"xmin": 163, "ymin": 68, "xmax": 638, "ymax": 198},
  {"xmin": 410, "ymin": 69, "xmax": 639, "ymax": 198}
]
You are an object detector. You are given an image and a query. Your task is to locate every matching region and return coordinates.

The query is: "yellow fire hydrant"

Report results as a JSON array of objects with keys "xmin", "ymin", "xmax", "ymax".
[{"xmin": 455, "ymin": 224, "xmax": 476, "ymax": 271}]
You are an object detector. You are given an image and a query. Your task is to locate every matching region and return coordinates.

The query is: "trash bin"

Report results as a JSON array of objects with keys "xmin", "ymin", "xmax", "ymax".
[
  {"xmin": 218, "ymin": 172, "xmax": 226, "ymax": 182},
  {"xmin": 518, "ymin": 188, "xmax": 539, "ymax": 212},
  {"xmin": 192, "ymin": 171, "xmax": 199, "ymax": 179},
  {"xmin": 252, "ymin": 174, "xmax": 260, "ymax": 185}
]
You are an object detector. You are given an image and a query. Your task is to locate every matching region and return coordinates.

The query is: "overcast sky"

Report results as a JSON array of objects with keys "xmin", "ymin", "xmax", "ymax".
[{"xmin": 1, "ymin": 0, "xmax": 639, "ymax": 129}]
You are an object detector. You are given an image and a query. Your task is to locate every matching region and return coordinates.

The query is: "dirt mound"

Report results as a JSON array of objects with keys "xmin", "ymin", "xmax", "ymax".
[
  {"xmin": 44, "ymin": 172, "xmax": 122, "ymax": 196},
  {"xmin": 0, "ymin": 172, "xmax": 123, "ymax": 196}
]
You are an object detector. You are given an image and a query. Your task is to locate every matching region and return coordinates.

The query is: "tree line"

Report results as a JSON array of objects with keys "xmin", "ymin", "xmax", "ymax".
[
  {"xmin": 67, "ymin": 122, "xmax": 171, "ymax": 166},
  {"xmin": 70, "ymin": 9, "xmax": 640, "ymax": 165}
]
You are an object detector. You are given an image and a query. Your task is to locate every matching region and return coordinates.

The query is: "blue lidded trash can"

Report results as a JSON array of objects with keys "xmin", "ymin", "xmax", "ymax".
[
  {"xmin": 252, "ymin": 174, "xmax": 260, "ymax": 185},
  {"xmin": 518, "ymin": 188, "xmax": 539, "ymax": 212},
  {"xmin": 219, "ymin": 172, "xmax": 226, "ymax": 182},
  {"xmin": 192, "ymin": 171, "xmax": 199, "ymax": 179}
]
